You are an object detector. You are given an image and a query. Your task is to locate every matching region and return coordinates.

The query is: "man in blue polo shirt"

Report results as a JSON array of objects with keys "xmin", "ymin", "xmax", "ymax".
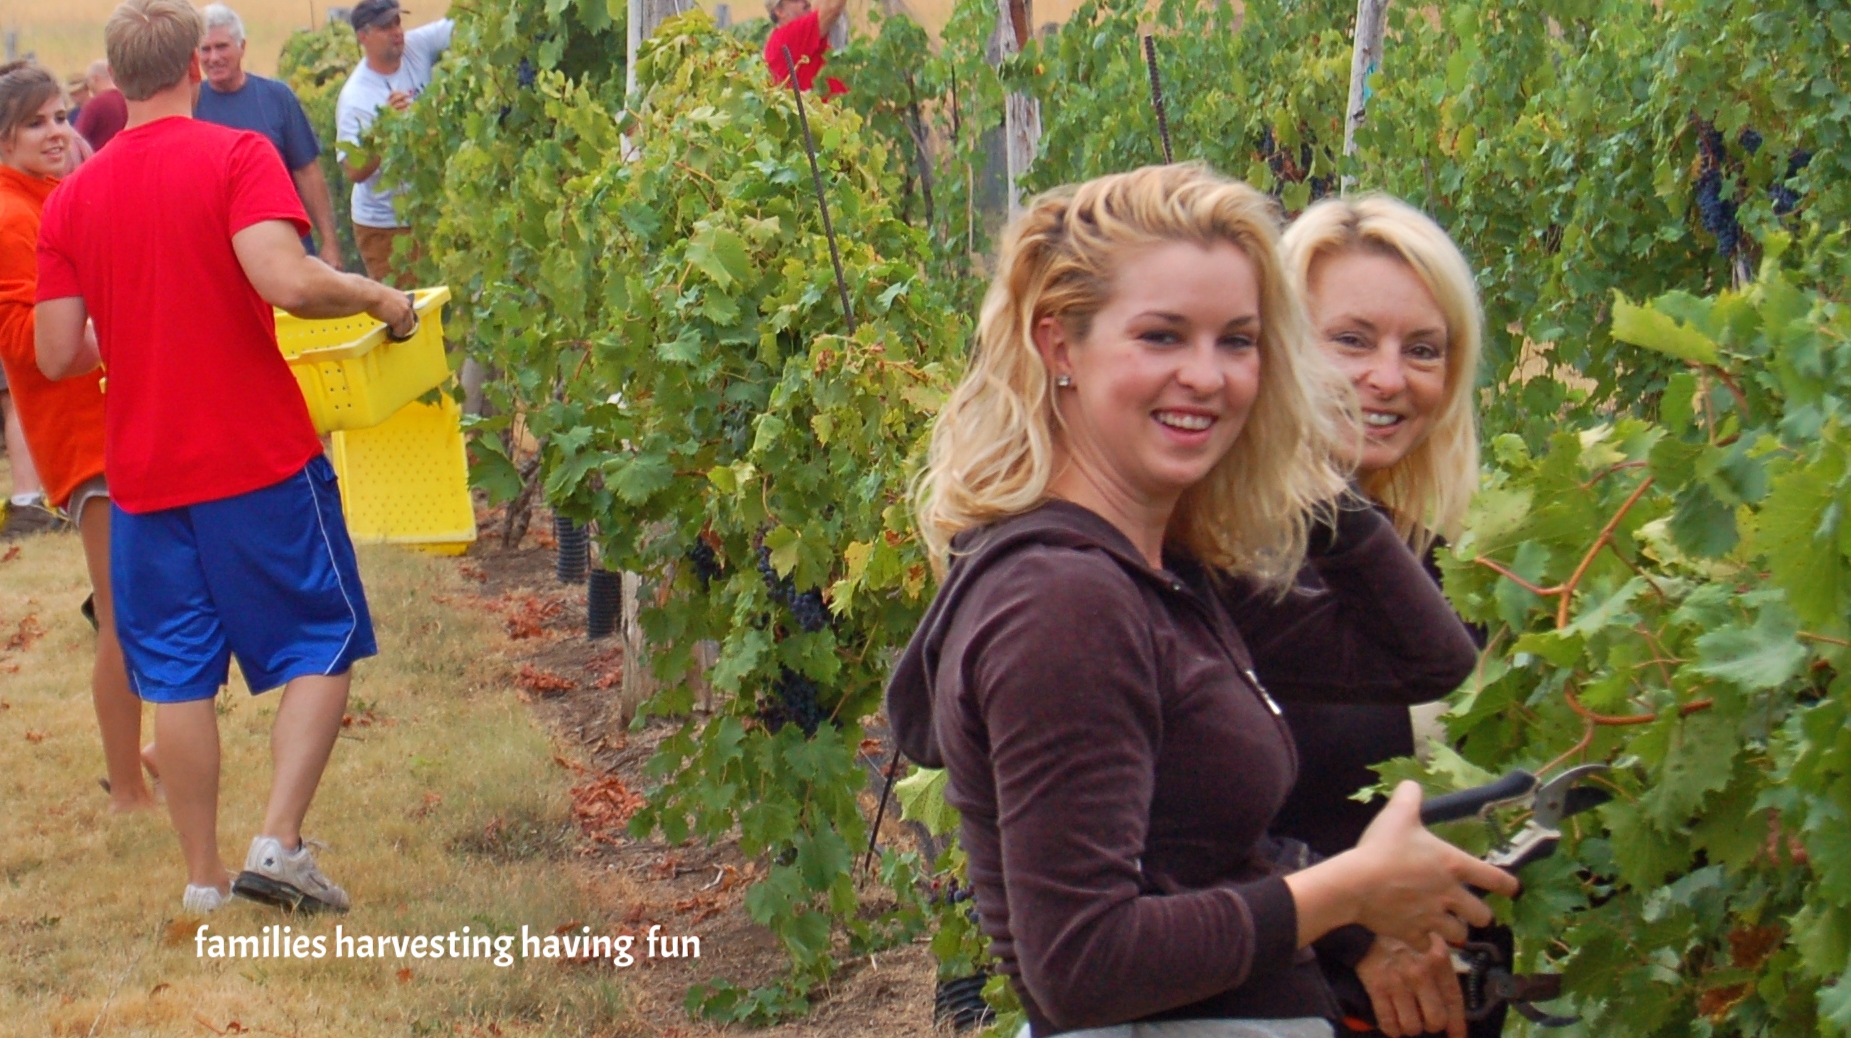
[{"xmin": 195, "ymin": 3, "xmax": 345, "ymax": 269}]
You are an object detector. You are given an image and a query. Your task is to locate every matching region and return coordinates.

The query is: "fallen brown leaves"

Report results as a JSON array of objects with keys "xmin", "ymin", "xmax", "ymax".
[
  {"xmin": 672, "ymin": 892, "xmax": 724, "ymax": 922},
  {"xmin": 570, "ymin": 773, "xmax": 645, "ymax": 845},
  {"xmin": 24, "ymin": 730, "xmax": 45, "ymax": 743},
  {"xmin": 409, "ymin": 792, "xmax": 443, "ymax": 820},
  {"xmin": 517, "ymin": 664, "xmax": 576, "ymax": 695},
  {"xmin": 502, "ymin": 593, "xmax": 564, "ymax": 640},
  {"xmin": 340, "ymin": 708, "xmax": 390, "ymax": 729},
  {"xmin": 1, "ymin": 545, "xmax": 19, "ymax": 562},
  {"xmin": 5, "ymin": 613, "xmax": 45, "ymax": 652}
]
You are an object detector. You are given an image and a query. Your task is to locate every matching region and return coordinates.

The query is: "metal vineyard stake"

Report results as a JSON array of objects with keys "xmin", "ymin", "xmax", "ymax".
[
  {"xmin": 782, "ymin": 46, "xmax": 857, "ymax": 335},
  {"xmin": 1142, "ymin": 35, "xmax": 1173, "ymax": 164}
]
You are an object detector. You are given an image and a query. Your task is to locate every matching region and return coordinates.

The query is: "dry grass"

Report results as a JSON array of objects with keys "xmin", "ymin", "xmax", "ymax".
[{"xmin": 0, "ymin": 518, "xmax": 643, "ymax": 1036}]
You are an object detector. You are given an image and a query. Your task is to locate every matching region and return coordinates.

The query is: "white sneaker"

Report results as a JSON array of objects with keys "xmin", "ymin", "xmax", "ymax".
[
  {"xmin": 231, "ymin": 836, "xmax": 350, "ymax": 913},
  {"xmin": 182, "ymin": 884, "xmax": 229, "ymax": 914}
]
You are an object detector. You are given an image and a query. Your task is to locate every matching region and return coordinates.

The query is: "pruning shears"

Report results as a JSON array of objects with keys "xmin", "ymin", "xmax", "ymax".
[{"xmin": 1419, "ymin": 764, "xmax": 1614, "ymax": 1028}]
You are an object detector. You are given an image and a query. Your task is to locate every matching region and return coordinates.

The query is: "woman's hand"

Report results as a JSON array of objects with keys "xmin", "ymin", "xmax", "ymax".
[
  {"xmin": 1285, "ymin": 781, "xmax": 1521, "ymax": 951},
  {"xmin": 1356, "ymin": 933, "xmax": 1467, "ymax": 1038},
  {"xmin": 1347, "ymin": 781, "xmax": 1521, "ymax": 946}
]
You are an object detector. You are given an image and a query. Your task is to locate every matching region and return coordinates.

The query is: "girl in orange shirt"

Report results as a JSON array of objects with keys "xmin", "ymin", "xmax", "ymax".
[{"xmin": 0, "ymin": 62, "xmax": 153, "ymax": 811}]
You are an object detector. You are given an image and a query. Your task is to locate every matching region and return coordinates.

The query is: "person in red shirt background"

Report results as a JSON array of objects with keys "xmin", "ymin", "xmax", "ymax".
[
  {"xmin": 763, "ymin": 0, "xmax": 847, "ymax": 96},
  {"xmin": 73, "ymin": 60, "xmax": 126, "ymax": 151}
]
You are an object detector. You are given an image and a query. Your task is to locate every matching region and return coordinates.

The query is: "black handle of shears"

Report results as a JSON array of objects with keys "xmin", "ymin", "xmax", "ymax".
[{"xmin": 1420, "ymin": 770, "xmax": 1537, "ymax": 826}]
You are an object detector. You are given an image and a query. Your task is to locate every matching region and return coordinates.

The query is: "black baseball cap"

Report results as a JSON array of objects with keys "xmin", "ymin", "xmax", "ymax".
[{"xmin": 350, "ymin": 0, "xmax": 405, "ymax": 31}]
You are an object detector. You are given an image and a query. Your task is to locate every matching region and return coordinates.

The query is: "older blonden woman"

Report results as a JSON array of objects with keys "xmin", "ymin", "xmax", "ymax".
[
  {"xmin": 1268, "ymin": 195, "xmax": 1490, "ymax": 1038},
  {"xmin": 887, "ymin": 165, "xmax": 1514, "ymax": 1038}
]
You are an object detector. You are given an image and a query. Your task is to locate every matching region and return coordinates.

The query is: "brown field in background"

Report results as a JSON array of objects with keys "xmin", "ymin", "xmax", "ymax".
[
  {"xmin": 0, "ymin": 0, "xmax": 449, "ymax": 81},
  {"xmin": 0, "ymin": 0, "xmax": 1100, "ymax": 84}
]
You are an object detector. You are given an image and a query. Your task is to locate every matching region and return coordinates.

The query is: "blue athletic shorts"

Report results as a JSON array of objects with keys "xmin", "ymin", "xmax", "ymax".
[{"xmin": 111, "ymin": 456, "xmax": 378, "ymax": 703}]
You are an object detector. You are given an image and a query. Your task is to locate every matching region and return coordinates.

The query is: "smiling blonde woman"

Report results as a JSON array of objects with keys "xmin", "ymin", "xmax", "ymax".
[
  {"xmin": 889, "ymin": 165, "xmax": 1511, "ymax": 1038},
  {"xmin": 1282, "ymin": 195, "xmax": 1483, "ymax": 551},
  {"xmin": 1267, "ymin": 195, "xmax": 1492, "ymax": 1038}
]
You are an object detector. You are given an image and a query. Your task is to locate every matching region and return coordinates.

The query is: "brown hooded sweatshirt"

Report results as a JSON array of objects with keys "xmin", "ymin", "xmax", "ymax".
[{"xmin": 886, "ymin": 499, "xmax": 1479, "ymax": 1036}]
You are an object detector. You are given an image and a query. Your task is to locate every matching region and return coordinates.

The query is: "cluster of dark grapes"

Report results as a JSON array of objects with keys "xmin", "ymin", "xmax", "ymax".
[
  {"xmin": 516, "ymin": 57, "xmax": 537, "ymax": 89},
  {"xmin": 754, "ymin": 540, "xmax": 829, "ymax": 633},
  {"xmin": 1692, "ymin": 120, "xmax": 1815, "ymax": 255},
  {"xmin": 1772, "ymin": 149, "xmax": 1813, "ymax": 217},
  {"xmin": 686, "ymin": 540, "xmax": 722, "ymax": 592},
  {"xmin": 1693, "ymin": 119, "xmax": 1740, "ymax": 258},
  {"xmin": 1256, "ymin": 127, "xmax": 1334, "ymax": 206},
  {"xmin": 928, "ymin": 876, "xmax": 977, "ymax": 907},
  {"xmin": 758, "ymin": 666, "xmax": 828, "ymax": 736}
]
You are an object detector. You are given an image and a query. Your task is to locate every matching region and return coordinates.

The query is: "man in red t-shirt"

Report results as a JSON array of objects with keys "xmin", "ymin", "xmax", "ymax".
[
  {"xmin": 37, "ymin": 0, "xmax": 414, "ymax": 917},
  {"xmin": 763, "ymin": 0, "xmax": 848, "ymax": 96}
]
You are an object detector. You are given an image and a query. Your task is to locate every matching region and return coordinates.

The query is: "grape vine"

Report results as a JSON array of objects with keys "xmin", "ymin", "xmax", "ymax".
[{"xmin": 341, "ymin": 0, "xmax": 1851, "ymax": 1031}]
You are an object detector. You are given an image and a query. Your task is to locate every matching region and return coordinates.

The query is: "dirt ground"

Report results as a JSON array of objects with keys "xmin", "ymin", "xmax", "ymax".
[{"xmin": 418, "ymin": 500, "xmax": 945, "ymax": 1038}]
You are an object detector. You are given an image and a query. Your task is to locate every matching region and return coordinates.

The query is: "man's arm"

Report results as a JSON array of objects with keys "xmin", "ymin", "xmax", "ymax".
[
  {"xmin": 815, "ymin": 0, "xmax": 847, "ymax": 37},
  {"xmin": 232, "ymin": 219, "xmax": 412, "ymax": 331},
  {"xmin": 335, "ymin": 95, "xmax": 380, "ymax": 183},
  {"xmin": 291, "ymin": 162, "xmax": 345, "ymax": 270},
  {"xmin": 36, "ymin": 297, "xmax": 99, "ymax": 380},
  {"xmin": 409, "ymin": 17, "xmax": 454, "ymax": 59},
  {"xmin": 340, "ymin": 145, "xmax": 380, "ymax": 184}
]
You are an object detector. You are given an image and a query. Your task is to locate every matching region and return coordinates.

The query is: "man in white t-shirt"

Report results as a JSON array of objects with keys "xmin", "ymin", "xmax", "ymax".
[{"xmin": 334, "ymin": 0, "xmax": 451, "ymax": 285}]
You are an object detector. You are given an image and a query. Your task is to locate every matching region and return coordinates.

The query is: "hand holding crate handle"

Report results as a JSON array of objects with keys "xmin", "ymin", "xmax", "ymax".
[{"xmin": 386, "ymin": 292, "xmax": 420, "ymax": 342}]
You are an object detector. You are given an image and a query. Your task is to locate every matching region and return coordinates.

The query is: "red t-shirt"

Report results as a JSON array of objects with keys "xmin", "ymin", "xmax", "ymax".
[
  {"xmin": 0, "ymin": 166, "xmax": 104, "ymax": 509},
  {"xmin": 765, "ymin": 12, "xmax": 847, "ymax": 96},
  {"xmin": 37, "ymin": 117, "xmax": 319, "ymax": 514},
  {"xmin": 75, "ymin": 89, "xmax": 128, "ymax": 150}
]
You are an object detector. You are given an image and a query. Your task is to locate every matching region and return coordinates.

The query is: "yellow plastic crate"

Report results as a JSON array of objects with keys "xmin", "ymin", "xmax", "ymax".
[
  {"xmin": 329, "ymin": 394, "xmax": 477, "ymax": 555},
  {"xmin": 277, "ymin": 286, "xmax": 452, "ymax": 435}
]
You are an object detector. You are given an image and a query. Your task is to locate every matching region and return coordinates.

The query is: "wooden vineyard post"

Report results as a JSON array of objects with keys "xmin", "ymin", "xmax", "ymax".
[
  {"xmin": 626, "ymin": 0, "xmax": 681, "ymax": 115},
  {"xmin": 994, "ymin": 0, "xmax": 1040, "ymax": 218},
  {"xmin": 1342, "ymin": 0, "xmax": 1389, "ymax": 191},
  {"xmin": 615, "ymin": 0, "xmax": 681, "ymax": 686},
  {"xmin": 619, "ymin": 570, "xmax": 653, "ymax": 713}
]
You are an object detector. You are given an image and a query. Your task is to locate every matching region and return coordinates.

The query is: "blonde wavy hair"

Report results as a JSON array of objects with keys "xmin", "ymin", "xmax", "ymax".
[
  {"xmin": 1282, "ymin": 194, "xmax": 1482, "ymax": 551},
  {"xmin": 915, "ymin": 163, "xmax": 1347, "ymax": 590}
]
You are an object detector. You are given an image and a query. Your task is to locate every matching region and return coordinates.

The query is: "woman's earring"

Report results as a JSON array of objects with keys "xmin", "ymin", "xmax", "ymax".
[{"xmin": 1054, "ymin": 374, "xmax": 1073, "ymax": 388}]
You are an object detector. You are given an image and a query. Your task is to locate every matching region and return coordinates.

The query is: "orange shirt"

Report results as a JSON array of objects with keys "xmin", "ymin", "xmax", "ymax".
[{"xmin": 0, "ymin": 164, "xmax": 105, "ymax": 508}]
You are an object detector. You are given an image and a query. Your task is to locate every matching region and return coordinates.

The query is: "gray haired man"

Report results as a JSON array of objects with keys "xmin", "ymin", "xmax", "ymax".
[{"xmin": 195, "ymin": 3, "xmax": 345, "ymax": 269}]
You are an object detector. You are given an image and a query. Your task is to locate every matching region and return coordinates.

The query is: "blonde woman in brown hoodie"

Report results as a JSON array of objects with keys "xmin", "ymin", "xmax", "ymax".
[{"xmin": 890, "ymin": 164, "xmax": 1515, "ymax": 1038}]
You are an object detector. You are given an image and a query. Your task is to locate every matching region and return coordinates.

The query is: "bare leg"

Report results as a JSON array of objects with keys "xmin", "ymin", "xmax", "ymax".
[
  {"xmin": 2, "ymin": 392, "xmax": 42, "ymax": 497},
  {"xmin": 156, "ymin": 698, "xmax": 229, "ymax": 892},
  {"xmin": 78, "ymin": 499, "xmax": 154, "ymax": 812},
  {"xmin": 260, "ymin": 671, "xmax": 350, "ymax": 849}
]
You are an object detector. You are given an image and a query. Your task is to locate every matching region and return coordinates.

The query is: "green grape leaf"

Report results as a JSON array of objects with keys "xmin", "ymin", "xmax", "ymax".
[
  {"xmin": 687, "ymin": 225, "xmax": 752, "ymax": 288},
  {"xmin": 1668, "ymin": 482, "xmax": 1740, "ymax": 558},
  {"xmin": 1612, "ymin": 293, "xmax": 1720, "ymax": 365},
  {"xmin": 895, "ymin": 766, "xmax": 959, "ymax": 837},
  {"xmin": 1639, "ymin": 711, "xmax": 1738, "ymax": 828},
  {"xmin": 1756, "ymin": 441, "xmax": 1850, "ymax": 629},
  {"xmin": 1693, "ymin": 605, "xmax": 1806, "ymax": 691},
  {"xmin": 1603, "ymin": 800, "xmax": 1690, "ymax": 888}
]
